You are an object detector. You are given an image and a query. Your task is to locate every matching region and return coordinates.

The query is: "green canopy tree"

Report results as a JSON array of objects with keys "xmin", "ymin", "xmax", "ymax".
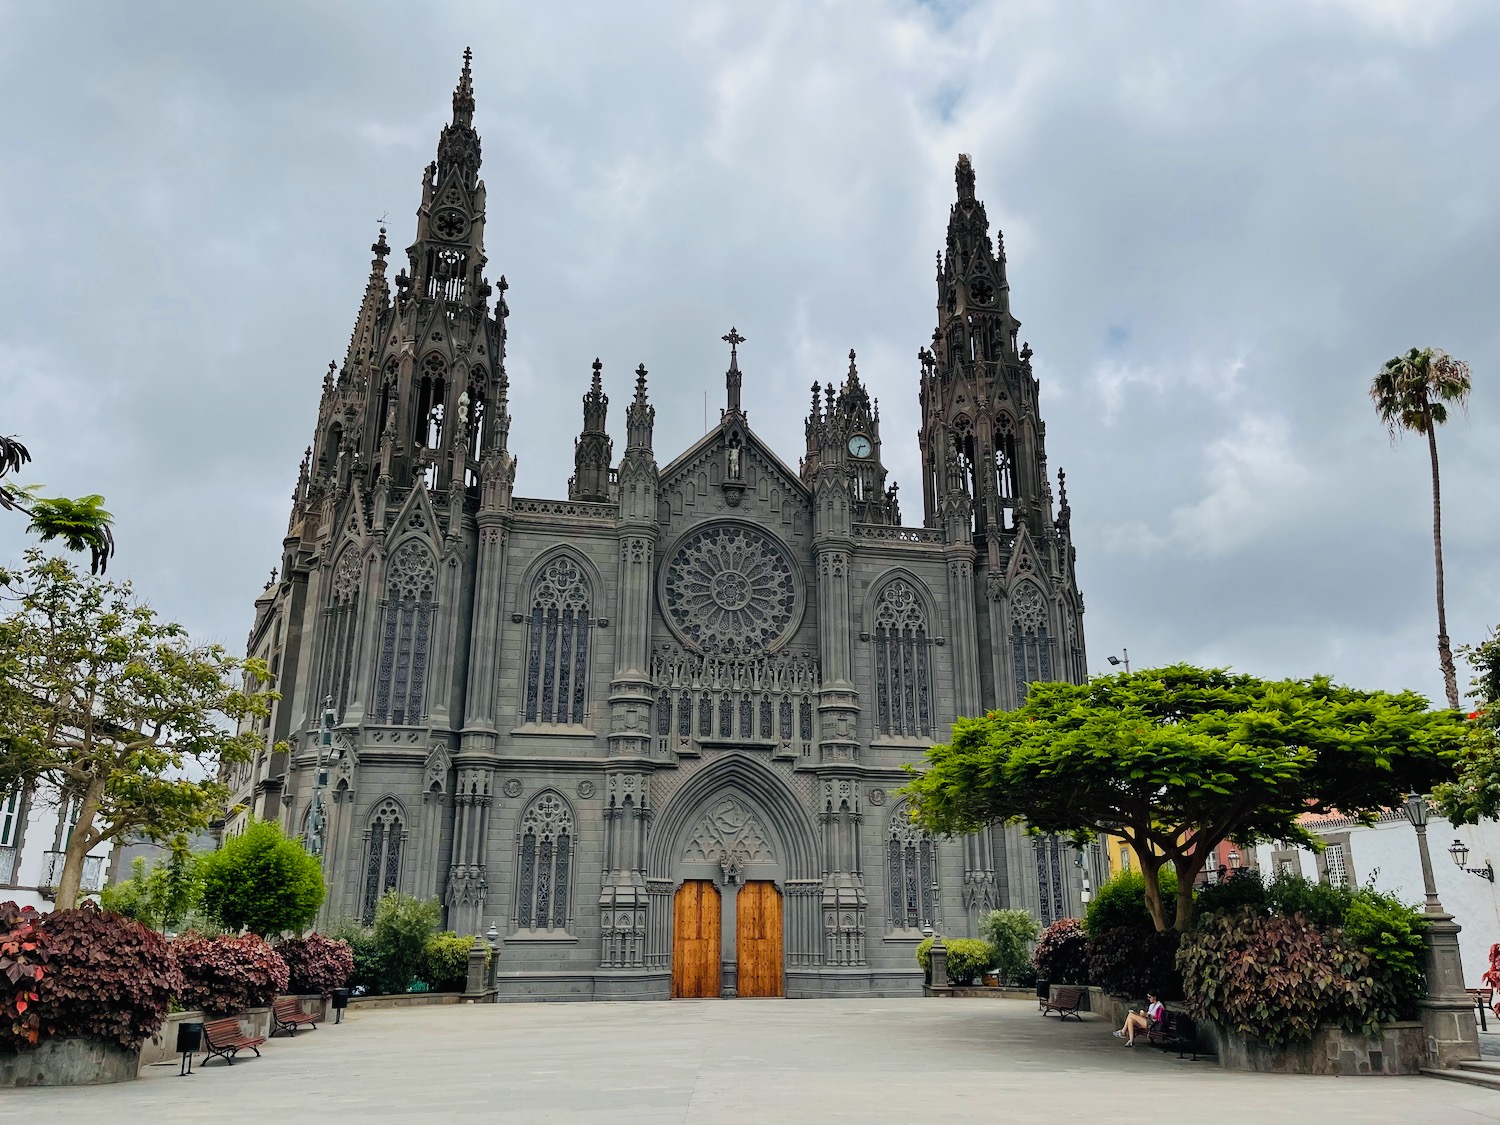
[
  {"xmin": 0, "ymin": 550, "xmax": 270, "ymax": 908},
  {"xmin": 197, "ymin": 819, "xmax": 325, "ymax": 937},
  {"xmin": 1434, "ymin": 627, "xmax": 1500, "ymax": 824},
  {"xmin": 1369, "ymin": 347, "xmax": 1472, "ymax": 710},
  {"xmin": 1, "ymin": 435, "xmax": 115, "ymax": 574},
  {"xmin": 904, "ymin": 665, "xmax": 1466, "ymax": 932}
]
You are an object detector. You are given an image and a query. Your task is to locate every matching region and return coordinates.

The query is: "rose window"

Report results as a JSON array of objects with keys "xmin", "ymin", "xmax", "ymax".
[{"xmin": 662, "ymin": 524, "xmax": 799, "ymax": 654}]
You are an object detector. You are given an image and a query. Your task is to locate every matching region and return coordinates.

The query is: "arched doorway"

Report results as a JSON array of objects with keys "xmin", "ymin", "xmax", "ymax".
[{"xmin": 652, "ymin": 754, "xmax": 819, "ymax": 998}]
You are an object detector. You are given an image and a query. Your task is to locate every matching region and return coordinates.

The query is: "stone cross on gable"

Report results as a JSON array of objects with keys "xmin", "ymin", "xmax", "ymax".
[{"xmin": 722, "ymin": 327, "xmax": 746, "ymax": 414}]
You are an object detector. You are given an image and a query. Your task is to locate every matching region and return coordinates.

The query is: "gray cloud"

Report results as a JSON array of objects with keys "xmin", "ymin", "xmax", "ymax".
[{"xmin": 1, "ymin": 0, "xmax": 1496, "ymax": 705}]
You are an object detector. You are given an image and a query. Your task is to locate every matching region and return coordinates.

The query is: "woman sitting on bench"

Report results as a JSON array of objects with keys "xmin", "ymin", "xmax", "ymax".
[{"xmin": 1113, "ymin": 993, "xmax": 1164, "ymax": 1046}]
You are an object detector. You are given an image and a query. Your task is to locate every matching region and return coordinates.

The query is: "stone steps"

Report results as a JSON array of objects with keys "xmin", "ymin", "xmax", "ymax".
[{"xmin": 1423, "ymin": 1061, "xmax": 1500, "ymax": 1091}]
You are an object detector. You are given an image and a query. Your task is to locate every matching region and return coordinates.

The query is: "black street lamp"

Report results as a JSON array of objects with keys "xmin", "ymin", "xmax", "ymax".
[
  {"xmin": 1448, "ymin": 838, "xmax": 1496, "ymax": 883},
  {"xmin": 1106, "ymin": 649, "xmax": 1131, "ymax": 673}
]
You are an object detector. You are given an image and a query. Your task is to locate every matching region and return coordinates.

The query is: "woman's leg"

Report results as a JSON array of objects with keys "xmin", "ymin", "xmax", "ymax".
[{"xmin": 1124, "ymin": 1012, "xmax": 1148, "ymax": 1043}]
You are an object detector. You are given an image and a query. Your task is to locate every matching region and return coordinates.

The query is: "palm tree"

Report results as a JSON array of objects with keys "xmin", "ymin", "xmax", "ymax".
[
  {"xmin": 1, "ymin": 434, "xmax": 115, "ymax": 574},
  {"xmin": 1370, "ymin": 347, "xmax": 1472, "ymax": 710}
]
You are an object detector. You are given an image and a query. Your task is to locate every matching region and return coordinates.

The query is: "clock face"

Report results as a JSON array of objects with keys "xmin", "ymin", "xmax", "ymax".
[{"xmin": 847, "ymin": 434, "xmax": 873, "ymax": 458}]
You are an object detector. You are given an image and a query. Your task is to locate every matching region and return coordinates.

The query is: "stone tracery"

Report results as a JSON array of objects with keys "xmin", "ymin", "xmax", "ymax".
[{"xmin": 662, "ymin": 524, "xmax": 799, "ymax": 655}]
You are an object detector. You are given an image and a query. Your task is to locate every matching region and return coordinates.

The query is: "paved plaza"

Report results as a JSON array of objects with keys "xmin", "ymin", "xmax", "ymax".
[{"xmin": 12, "ymin": 999, "xmax": 1500, "ymax": 1123}]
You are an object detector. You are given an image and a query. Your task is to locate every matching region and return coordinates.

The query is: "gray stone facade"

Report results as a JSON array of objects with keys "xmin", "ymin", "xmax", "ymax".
[{"xmin": 224, "ymin": 54, "xmax": 1098, "ymax": 1000}]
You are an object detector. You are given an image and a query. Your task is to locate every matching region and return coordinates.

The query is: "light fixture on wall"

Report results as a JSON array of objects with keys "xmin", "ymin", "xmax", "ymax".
[{"xmin": 1449, "ymin": 838, "xmax": 1495, "ymax": 883}]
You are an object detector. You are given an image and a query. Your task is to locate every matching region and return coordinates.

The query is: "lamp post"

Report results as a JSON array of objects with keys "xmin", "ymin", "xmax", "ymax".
[
  {"xmin": 1106, "ymin": 649, "xmax": 1130, "ymax": 673},
  {"xmin": 1404, "ymin": 793, "xmax": 1479, "ymax": 1066},
  {"xmin": 1448, "ymin": 838, "xmax": 1495, "ymax": 883},
  {"xmin": 308, "ymin": 698, "xmax": 338, "ymax": 864},
  {"xmin": 485, "ymin": 921, "xmax": 501, "ymax": 997}
]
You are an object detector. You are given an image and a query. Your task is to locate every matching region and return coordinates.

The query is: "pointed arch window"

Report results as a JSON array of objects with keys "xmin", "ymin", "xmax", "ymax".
[
  {"xmin": 1034, "ymin": 834, "xmax": 1065, "ymax": 926},
  {"xmin": 873, "ymin": 580, "xmax": 932, "ymax": 739},
  {"xmin": 362, "ymin": 800, "xmax": 405, "ymax": 923},
  {"xmin": 415, "ymin": 354, "xmax": 447, "ymax": 453},
  {"xmin": 1010, "ymin": 582, "xmax": 1053, "ymax": 704},
  {"xmin": 887, "ymin": 803, "xmax": 938, "ymax": 931},
  {"xmin": 514, "ymin": 791, "xmax": 575, "ymax": 932},
  {"xmin": 374, "ymin": 540, "xmax": 437, "ymax": 725},
  {"xmin": 322, "ymin": 550, "xmax": 363, "ymax": 719},
  {"xmin": 523, "ymin": 557, "xmax": 592, "ymax": 725}
]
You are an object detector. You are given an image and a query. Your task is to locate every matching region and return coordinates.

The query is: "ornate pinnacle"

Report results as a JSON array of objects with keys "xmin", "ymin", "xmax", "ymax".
[
  {"xmin": 452, "ymin": 47, "xmax": 475, "ymax": 124},
  {"xmin": 633, "ymin": 363, "xmax": 649, "ymax": 403}
]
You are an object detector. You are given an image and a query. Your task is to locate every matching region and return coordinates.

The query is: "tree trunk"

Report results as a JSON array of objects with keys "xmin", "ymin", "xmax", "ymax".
[
  {"xmin": 1428, "ymin": 424, "xmax": 1461, "ymax": 710},
  {"xmin": 1137, "ymin": 853, "xmax": 1170, "ymax": 933},
  {"xmin": 53, "ymin": 776, "xmax": 105, "ymax": 911}
]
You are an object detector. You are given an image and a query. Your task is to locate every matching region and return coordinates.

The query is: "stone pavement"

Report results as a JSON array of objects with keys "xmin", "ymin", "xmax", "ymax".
[{"xmin": 11, "ymin": 999, "xmax": 1500, "ymax": 1124}]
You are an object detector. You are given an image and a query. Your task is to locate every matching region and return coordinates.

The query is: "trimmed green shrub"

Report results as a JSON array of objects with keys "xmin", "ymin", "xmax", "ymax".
[
  {"xmin": 1340, "ymin": 892, "xmax": 1427, "ymax": 1022},
  {"xmin": 30, "ymin": 902, "xmax": 183, "ymax": 1050},
  {"xmin": 327, "ymin": 919, "xmax": 382, "ymax": 993},
  {"xmin": 1263, "ymin": 870, "xmax": 1353, "ymax": 930},
  {"xmin": 1191, "ymin": 866, "xmax": 1269, "ymax": 921},
  {"xmin": 944, "ymin": 939, "xmax": 997, "ymax": 985},
  {"xmin": 278, "ymin": 933, "xmax": 356, "ymax": 996},
  {"xmin": 1032, "ymin": 917, "xmax": 1090, "ymax": 985},
  {"xmin": 99, "ymin": 846, "xmax": 201, "ymax": 933},
  {"xmin": 371, "ymin": 893, "xmax": 442, "ymax": 994},
  {"xmin": 197, "ymin": 819, "xmax": 324, "ymax": 937},
  {"xmin": 1084, "ymin": 868, "xmax": 1179, "ymax": 937},
  {"xmin": 980, "ymin": 909, "xmax": 1040, "ymax": 986},
  {"xmin": 914, "ymin": 937, "xmax": 994, "ymax": 985},
  {"xmin": 1085, "ymin": 926, "xmax": 1182, "ymax": 1000},
  {"xmin": 173, "ymin": 932, "xmax": 290, "ymax": 1015},
  {"xmin": 421, "ymin": 932, "xmax": 484, "ymax": 992},
  {"xmin": 1177, "ymin": 909, "xmax": 1377, "ymax": 1047}
]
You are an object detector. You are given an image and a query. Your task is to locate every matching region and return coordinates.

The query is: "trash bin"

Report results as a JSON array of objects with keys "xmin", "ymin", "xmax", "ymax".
[
  {"xmin": 176, "ymin": 1020, "xmax": 204, "ymax": 1076},
  {"xmin": 330, "ymin": 988, "xmax": 350, "ymax": 1024}
]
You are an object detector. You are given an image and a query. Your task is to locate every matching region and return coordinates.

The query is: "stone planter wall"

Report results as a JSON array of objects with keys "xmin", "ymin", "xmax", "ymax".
[
  {"xmin": 139, "ymin": 1007, "xmax": 272, "ymax": 1069},
  {"xmin": 1197, "ymin": 1018, "xmax": 1425, "ymax": 1075},
  {"xmin": 0, "ymin": 1038, "xmax": 139, "ymax": 1087},
  {"xmin": 347, "ymin": 992, "xmax": 462, "ymax": 1010}
]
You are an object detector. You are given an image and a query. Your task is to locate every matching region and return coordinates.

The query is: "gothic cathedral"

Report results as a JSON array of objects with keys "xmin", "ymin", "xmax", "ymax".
[{"xmin": 227, "ymin": 55, "xmax": 1096, "ymax": 999}]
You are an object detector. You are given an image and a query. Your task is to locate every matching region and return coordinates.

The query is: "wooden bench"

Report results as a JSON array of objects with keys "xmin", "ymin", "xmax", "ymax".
[
  {"xmin": 272, "ymin": 997, "xmax": 319, "ymax": 1037},
  {"xmin": 201, "ymin": 1016, "xmax": 266, "ymax": 1066},
  {"xmin": 1145, "ymin": 1010, "xmax": 1205, "ymax": 1060},
  {"xmin": 1041, "ymin": 986, "xmax": 1086, "ymax": 1020}
]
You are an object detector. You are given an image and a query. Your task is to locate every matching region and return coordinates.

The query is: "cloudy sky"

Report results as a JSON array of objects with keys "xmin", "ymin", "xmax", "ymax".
[{"xmin": 1, "ymin": 0, "xmax": 1496, "ymax": 706}]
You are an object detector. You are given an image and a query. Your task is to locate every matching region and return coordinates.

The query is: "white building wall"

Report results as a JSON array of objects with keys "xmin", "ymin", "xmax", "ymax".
[
  {"xmin": 1253, "ymin": 813, "xmax": 1500, "ymax": 989},
  {"xmin": 0, "ymin": 783, "xmax": 114, "ymax": 912}
]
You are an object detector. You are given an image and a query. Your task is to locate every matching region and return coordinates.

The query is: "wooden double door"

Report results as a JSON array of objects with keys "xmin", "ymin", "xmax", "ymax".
[{"xmin": 670, "ymin": 879, "xmax": 784, "ymax": 998}]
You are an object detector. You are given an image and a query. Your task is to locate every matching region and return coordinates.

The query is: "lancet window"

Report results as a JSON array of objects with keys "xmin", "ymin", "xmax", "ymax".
[
  {"xmin": 888, "ymin": 803, "xmax": 938, "ymax": 931},
  {"xmin": 873, "ymin": 580, "xmax": 932, "ymax": 739},
  {"xmin": 1010, "ymin": 582, "xmax": 1053, "ymax": 704},
  {"xmin": 362, "ymin": 800, "xmax": 405, "ymax": 923},
  {"xmin": 373, "ymin": 540, "xmax": 437, "ymax": 725},
  {"xmin": 522, "ymin": 557, "xmax": 592, "ymax": 725},
  {"xmin": 514, "ymin": 792, "xmax": 575, "ymax": 932},
  {"xmin": 322, "ymin": 549, "xmax": 362, "ymax": 719}
]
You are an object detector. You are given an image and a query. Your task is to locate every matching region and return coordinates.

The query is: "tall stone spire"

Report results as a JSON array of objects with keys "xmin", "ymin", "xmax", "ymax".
[
  {"xmin": 625, "ymin": 363, "xmax": 655, "ymax": 451},
  {"xmin": 570, "ymin": 359, "xmax": 613, "ymax": 502}
]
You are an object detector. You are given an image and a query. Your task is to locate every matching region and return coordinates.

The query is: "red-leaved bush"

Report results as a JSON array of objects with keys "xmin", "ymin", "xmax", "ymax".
[
  {"xmin": 1177, "ymin": 909, "xmax": 1377, "ymax": 1048},
  {"xmin": 1032, "ymin": 917, "xmax": 1091, "ymax": 985},
  {"xmin": 277, "ymin": 933, "xmax": 355, "ymax": 995},
  {"xmin": 173, "ymin": 933, "xmax": 290, "ymax": 1015},
  {"xmin": 1, "ymin": 901, "xmax": 49, "ymax": 1047},
  {"xmin": 31, "ymin": 902, "xmax": 182, "ymax": 1050}
]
